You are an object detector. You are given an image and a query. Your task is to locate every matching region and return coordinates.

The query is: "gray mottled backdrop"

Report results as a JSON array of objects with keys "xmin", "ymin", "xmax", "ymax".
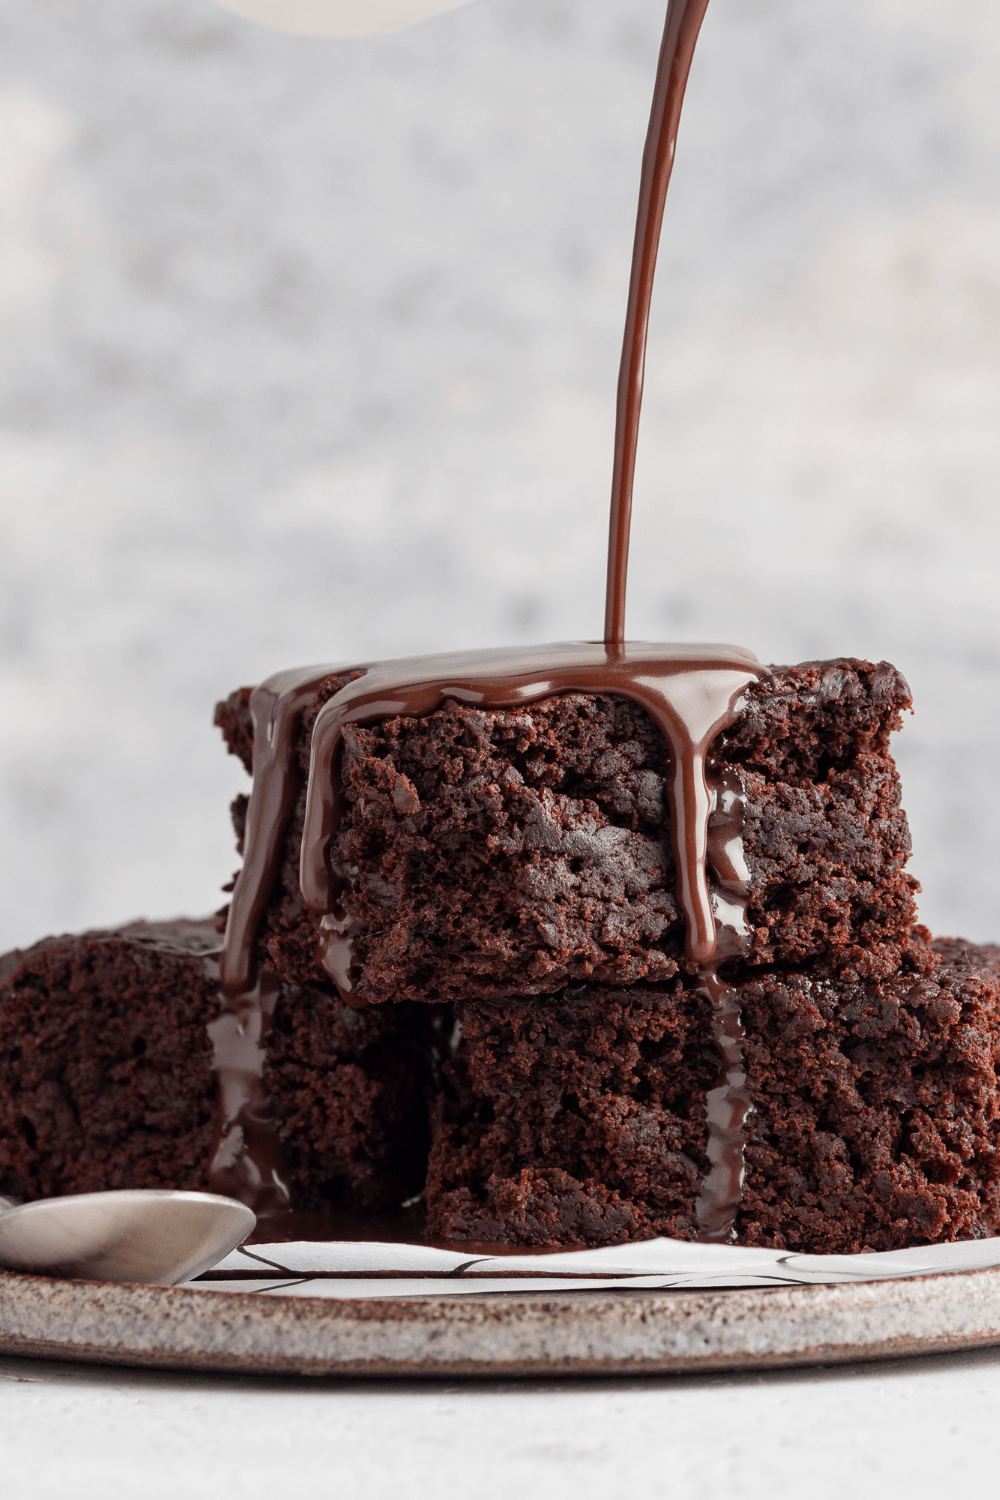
[{"xmin": 1, "ymin": 0, "xmax": 998, "ymax": 950}]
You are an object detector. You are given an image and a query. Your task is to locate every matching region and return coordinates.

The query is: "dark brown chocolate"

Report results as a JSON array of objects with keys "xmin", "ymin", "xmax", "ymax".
[
  {"xmin": 207, "ymin": 964, "xmax": 290, "ymax": 1212},
  {"xmin": 693, "ymin": 767, "xmax": 754, "ymax": 1240},
  {"xmin": 606, "ymin": 0, "xmax": 710, "ymax": 645}
]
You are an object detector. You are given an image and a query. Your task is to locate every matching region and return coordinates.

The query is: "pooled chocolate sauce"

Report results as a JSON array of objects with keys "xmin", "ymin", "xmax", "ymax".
[{"xmin": 215, "ymin": 0, "xmax": 759, "ymax": 1240}]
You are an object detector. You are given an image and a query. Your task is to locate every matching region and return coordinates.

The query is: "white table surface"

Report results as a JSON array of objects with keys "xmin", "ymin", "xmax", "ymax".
[{"xmin": 3, "ymin": 1343, "xmax": 1000, "ymax": 1499}]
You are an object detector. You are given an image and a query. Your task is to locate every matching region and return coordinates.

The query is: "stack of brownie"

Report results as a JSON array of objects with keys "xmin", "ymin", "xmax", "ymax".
[{"xmin": 3, "ymin": 656, "xmax": 1000, "ymax": 1253}]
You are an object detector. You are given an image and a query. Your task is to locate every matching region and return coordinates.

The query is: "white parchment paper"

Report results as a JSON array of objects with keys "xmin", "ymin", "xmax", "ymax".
[{"xmin": 184, "ymin": 1234, "xmax": 1000, "ymax": 1298}]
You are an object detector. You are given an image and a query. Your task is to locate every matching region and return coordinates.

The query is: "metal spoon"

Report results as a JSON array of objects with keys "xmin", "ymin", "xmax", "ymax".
[{"xmin": 0, "ymin": 1189, "xmax": 256, "ymax": 1286}]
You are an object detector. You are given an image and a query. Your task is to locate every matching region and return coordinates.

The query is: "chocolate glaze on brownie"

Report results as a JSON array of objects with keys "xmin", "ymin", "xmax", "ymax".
[{"xmin": 216, "ymin": 659, "xmax": 916, "ymax": 999}]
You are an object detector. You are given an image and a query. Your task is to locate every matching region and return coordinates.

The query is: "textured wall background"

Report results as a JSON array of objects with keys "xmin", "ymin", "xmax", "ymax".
[{"xmin": 1, "ymin": 0, "xmax": 998, "ymax": 951}]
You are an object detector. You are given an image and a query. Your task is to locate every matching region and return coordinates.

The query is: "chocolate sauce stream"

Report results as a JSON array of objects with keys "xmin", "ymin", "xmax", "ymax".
[
  {"xmin": 606, "ymin": 0, "xmax": 711, "ymax": 646},
  {"xmin": 216, "ymin": 0, "xmax": 758, "ymax": 1237}
]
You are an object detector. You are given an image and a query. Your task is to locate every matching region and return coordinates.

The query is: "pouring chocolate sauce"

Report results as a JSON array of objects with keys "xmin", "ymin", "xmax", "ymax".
[{"xmin": 212, "ymin": 0, "xmax": 757, "ymax": 1243}]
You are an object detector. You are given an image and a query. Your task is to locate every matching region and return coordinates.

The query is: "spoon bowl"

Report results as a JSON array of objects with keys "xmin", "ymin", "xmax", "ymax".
[{"xmin": 0, "ymin": 1190, "xmax": 256, "ymax": 1286}]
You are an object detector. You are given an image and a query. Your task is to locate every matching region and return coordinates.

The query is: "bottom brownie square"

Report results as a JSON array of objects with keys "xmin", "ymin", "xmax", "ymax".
[
  {"xmin": 738, "ymin": 939, "xmax": 1000, "ymax": 1252},
  {"xmin": 425, "ymin": 943, "xmax": 1000, "ymax": 1251},
  {"xmin": 424, "ymin": 981, "xmax": 720, "ymax": 1246}
]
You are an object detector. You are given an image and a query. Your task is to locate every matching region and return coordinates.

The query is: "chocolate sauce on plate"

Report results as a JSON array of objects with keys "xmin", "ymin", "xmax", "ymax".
[{"xmin": 213, "ymin": 0, "xmax": 757, "ymax": 1242}]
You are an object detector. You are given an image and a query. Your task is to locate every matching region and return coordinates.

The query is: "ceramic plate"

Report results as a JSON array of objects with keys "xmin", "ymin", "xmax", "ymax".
[{"xmin": 2, "ymin": 1266, "xmax": 1000, "ymax": 1377}]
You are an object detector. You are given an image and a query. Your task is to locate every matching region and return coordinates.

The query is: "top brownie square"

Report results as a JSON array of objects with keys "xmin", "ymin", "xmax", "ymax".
[{"xmin": 216, "ymin": 657, "xmax": 917, "ymax": 1005}]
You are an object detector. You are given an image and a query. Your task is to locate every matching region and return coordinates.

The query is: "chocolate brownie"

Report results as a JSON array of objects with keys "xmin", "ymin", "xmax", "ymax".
[
  {"xmin": 737, "ymin": 939, "xmax": 1000, "ymax": 1251},
  {"xmin": 424, "ymin": 978, "xmax": 718, "ymax": 1246},
  {"xmin": 264, "ymin": 975, "xmax": 445, "ymax": 1212},
  {"xmin": 0, "ymin": 921, "xmax": 218, "ymax": 1202},
  {"xmin": 425, "ymin": 940, "xmax": 1000, "ymax": 1251},
  {"xmin": 0, "ymin": 920, "xmax": 440, "ymax": 1211},
  {"xmin": 5, "ymin": 655, "xmax": 996, "ymax": 1256},
  {"xmin": 216, "ymin": 658, "xmax": 918, "ymax": 1005}
]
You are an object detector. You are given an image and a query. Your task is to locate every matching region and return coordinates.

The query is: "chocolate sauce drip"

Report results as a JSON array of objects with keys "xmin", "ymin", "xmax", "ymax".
[
  {"xmin": 206, "ymin": 959, "xmax": 290, "ymax": 1213},
  {"xmin": 221, "ymin": 664, "xmax": 355, "ymax": 998},
  {"xmin": 213, "ymin": 665, "xmax": 355, "ymax": 1210},
  {"xmin": 606, "ymin": 0, "xmax": 710, "ymax": 645},
  {"xmin": 215, "ymin": 0, "xmax": 759, "ymax": 1235},
  {"xmin": 695, "ymin": 766, "xmax": 755, "ymax": 1242}
]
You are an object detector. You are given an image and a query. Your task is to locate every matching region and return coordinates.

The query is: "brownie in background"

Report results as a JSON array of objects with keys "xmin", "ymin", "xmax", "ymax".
[
  {"xmin": 0, "ymin": 921, "xmax": 219, "ymax": 1202},
  {"xmin": 0, "ymin": 920, "xmax": 442, "ymax": 1213}
]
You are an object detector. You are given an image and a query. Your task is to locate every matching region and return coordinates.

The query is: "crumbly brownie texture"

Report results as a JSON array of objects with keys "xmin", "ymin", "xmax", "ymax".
[
  {"xmin": 737, "ymin": 939, "xmax": 1000, "ymax": 1251},
  {"xmin": 4, "ymin": 921, "xmax": 999, "ymax": 1251},
  {"xmin": 216, "ymin": 658, "xmax": 918, "ymax": 1006},
  {"xmin": 0, "ymin": 922, "xmax": 219, "ymax": 1201},
  {"xmin": 424, "ymin": 980, "xmax": 719, "ymax": 1246},
  {"xmin": 266, "ymin": 981, "xmax": 445, "ymax": 1212},
  {"xmin": 425, "ymin": 941, "xmax": 1000, "ymax": 1252},
  {"xmin": 930, "ymin": 936, "xmax": 1000, "ymax": 976},
  {"xmin": 0, "ymin": 921, "xmax": 440, "ymax": 1211}
]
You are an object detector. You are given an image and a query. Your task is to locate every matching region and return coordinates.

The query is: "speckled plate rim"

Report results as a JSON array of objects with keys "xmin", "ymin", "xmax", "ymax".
[{"xmin": 2, "ymin": 1265, "xmax": 1000, "ymax": 1378}]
